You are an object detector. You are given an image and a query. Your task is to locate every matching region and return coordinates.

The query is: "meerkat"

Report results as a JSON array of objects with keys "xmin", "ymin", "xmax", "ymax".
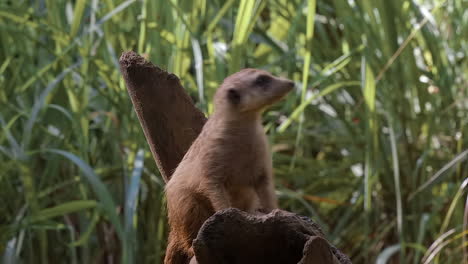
[{"xmin": 164, "ymin": 68, "xmax": 294, "ymax": 263}]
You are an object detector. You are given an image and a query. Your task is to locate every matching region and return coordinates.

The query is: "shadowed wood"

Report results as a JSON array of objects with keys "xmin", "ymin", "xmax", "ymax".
[
  {"xmin": 299, "ymin": 236, "xmax": 341, "ymax": 264},
  {"xmin": 192, "ymin": 208, "xmax": 351, "ymax": 264},
  {"xmin": 119, "ymin": 51, "xmax": 207, "ymax": 182}
]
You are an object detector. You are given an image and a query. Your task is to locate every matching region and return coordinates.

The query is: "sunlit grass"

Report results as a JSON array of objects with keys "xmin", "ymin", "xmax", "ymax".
[{"xmin": 0, "ymin": 0, "xmax": 466, "ymax": 263}]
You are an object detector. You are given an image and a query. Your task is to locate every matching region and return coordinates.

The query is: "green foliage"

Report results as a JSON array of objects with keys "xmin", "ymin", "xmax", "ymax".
[{"xmin": 0, "ymin": 0, "xmax": 467, "ymax": 263}]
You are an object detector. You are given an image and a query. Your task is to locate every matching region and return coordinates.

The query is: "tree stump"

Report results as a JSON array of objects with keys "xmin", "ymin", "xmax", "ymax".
[
  {"xmin": 119, "ymin": 51, "xmax": 352, "ymax": 264},
  {"xmin": 192, "ymin": 208, "xmax": 350, "ymax": 264}
]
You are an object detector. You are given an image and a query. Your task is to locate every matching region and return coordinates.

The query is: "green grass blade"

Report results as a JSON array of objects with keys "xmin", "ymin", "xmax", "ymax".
[
  {"xmin": 23, "ymin": 62, "xmax": 80, "ymax": 149},
  {"xmin": 376, "ymin": 244, "xmax": 401, "ymax": 264},
  {"xmin": 70, "ymin": 0, "xmax": 87, "ymax": 38},
  {"xmin": 409, "ymin": 149, "xmax": 468, "ymax": 200},
  {"xmin": 30, "ymin": 200, "xmax": 97, "ymax": 223},
  {"xmin": 301, "ymin": 0, "xmax": 317, "ymax": 101},
  {"xmin": 0, "ymin": 115, "xmax": 21, "ymax": 159},
  {"xmin": 277, "ymin": 81, "xmax": 360, "ymax": 132},
  {"xmin": 413, "ymin": 214, "xmax": 430, "ymax": 264},
  {"xmin": 387, "ymin": 113, "xmax": 405, "ymax": 261},
  {"xmin": 46, "ymin": 149, "xmax": 124, "ymax": 239},
  {"xmin": 361, "ymin": 57, "xmax": 376, "ymax": 212},
  {"xmin": 138, "ymin": 0, "xmax": 148, "ymax": 54},
  {"xmin": 191, "ymin": 38, "xmax": 205, "ymax": 108},
  {"xmin": 124, "ymin": 149, "xmax": 144, "ymax": 263},
  {"xmin": 229, "ymin": 0, "xmax": 261, "ymax": 73},
  {"xmin": 96, "ymin": 0, "xmax": 137, "ymax": 27},
  {"xmin": 438, "ymin": 178, "xmax": 468, "ymax": 236},
  {"xmin": 69, "ymin": 210, "xmax": 100, "ymax": 247},
  {"xmin": 290, "ymin": 0, "xmax": 316, "ymax": 169}
]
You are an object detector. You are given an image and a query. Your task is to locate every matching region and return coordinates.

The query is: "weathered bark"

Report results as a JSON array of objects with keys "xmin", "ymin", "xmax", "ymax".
[
  {"xmin": 119, "ymin": 51, "xmax": 206, "ymax": 182},
  {"xmin": 119, "ymin": 51, "xmax": 351, "ymax": 264}
]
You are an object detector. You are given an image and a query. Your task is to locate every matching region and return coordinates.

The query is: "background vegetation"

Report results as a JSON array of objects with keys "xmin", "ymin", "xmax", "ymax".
[{"xmin": 1, "ymin": 0, "xmax": 467, "ymax": 263}]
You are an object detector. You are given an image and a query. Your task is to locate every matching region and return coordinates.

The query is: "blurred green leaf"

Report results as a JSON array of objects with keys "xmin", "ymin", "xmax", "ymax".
[
  {"xmin": 46, "ymin": 149, "xmax": 124, "ymax": 239},
  {"xmin": 30, "ymin": 200, "xmax": 97, "ymax": 222}
]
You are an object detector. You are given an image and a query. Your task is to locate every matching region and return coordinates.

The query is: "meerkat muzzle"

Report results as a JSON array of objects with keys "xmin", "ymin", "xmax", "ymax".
[{"xmin": 271, "ymin": 78, "xmax": 294, "ymax": 102}]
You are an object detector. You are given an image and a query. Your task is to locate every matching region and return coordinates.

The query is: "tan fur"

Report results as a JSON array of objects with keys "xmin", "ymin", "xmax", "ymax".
[{"xmin": 164, "ymin": 69, "xmax": 294, "ymax": 263}]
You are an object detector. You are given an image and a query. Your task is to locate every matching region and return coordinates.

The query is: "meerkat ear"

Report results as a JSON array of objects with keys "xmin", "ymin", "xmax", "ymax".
[{"xmin": 227, "ymin": 89, "xmax": 241, "ymax": 105}]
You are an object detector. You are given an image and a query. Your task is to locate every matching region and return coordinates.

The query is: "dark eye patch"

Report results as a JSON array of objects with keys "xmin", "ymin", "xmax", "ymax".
[
  {"xmin": 227, "ymin": 89, "xmax": 241, "ymax": 105},
  {"xmin": 254, "ymin": 75, "xmax": 271, "ymax": 87}
]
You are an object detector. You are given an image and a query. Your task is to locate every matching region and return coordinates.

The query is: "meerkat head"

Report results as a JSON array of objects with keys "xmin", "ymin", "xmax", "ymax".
[{"xmin": 214, "ymin": 69, "xmax": 294, "ymax": 114}]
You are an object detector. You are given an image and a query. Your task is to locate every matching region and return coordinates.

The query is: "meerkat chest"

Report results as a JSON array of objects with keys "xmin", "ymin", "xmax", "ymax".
[{"xmin": 216, "ymin": 129, "xmax": 271, "ymax": 186}]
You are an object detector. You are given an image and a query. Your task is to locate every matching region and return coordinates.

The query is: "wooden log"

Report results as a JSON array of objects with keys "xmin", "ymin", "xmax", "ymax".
[
  {"xmin": 192, "ymin": 208, "xmax": 351, "ymax": 264},
  {"xmin": 119, "ymin": 51, "xmax": 207, "ymax": 182}
]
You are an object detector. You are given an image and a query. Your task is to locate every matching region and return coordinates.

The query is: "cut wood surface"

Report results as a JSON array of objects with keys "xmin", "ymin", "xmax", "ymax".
[{"xmin": 119, "ymin": 51, "xmax": 351, "ymax": 264}]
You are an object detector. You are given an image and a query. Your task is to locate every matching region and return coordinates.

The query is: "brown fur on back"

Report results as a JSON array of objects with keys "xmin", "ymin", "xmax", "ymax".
[{"xmin": 164, "ymin": 69, "xmax": 294, "ymax": 263}]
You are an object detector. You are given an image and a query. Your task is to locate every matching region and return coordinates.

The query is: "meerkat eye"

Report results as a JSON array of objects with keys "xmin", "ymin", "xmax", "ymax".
[
  {"xmin": 227, "ymin": 89, "xmax": 241, "ymax": 105},
  {"xmin": 254, "ymin": 75, "xmax": 271, "ymax": 87}
]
